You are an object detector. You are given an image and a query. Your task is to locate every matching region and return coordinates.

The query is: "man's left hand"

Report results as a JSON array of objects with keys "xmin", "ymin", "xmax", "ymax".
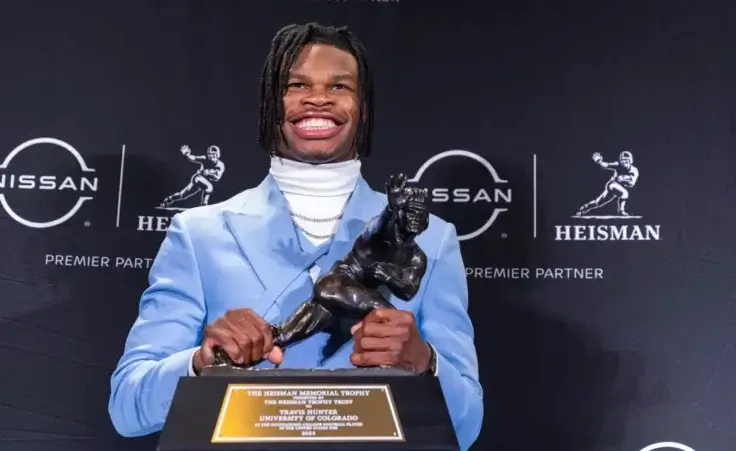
[{"xmin": 350, "ymin": 308, "xmax": 431, "ymax": 373}]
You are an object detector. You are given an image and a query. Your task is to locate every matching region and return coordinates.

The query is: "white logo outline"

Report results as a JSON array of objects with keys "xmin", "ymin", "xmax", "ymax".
[
  {"xmin": 640, "ymin": 442, "xmax": 696, "ymax": 451},
  {"xmin": 408, "ymin": 149, "xmax": 509, "ymax": 241},
  {"xmin": 0, "ymin": 137, "xmax": 96, "ymax": 228}
]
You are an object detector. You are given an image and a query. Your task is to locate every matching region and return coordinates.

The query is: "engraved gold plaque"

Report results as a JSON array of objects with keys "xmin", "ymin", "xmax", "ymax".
[{"xmin": 211, "ymin": 384, "xmax": 404, "ymax": 443}]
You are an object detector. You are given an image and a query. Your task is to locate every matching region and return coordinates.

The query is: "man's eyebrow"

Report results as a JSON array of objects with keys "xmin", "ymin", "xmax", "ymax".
[
  {"xmin": 331, "ymin": 73, "xmax": 355, "ymax": 81},
  {"xmin": 288, "ymin": 71, "xmax": 356, "ymax": 81}
]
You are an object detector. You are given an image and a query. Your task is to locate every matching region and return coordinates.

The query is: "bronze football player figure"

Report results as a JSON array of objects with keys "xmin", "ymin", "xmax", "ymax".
[{"xmin": 271, "ymin": 173, "xmax": 430, "ymax": 349}]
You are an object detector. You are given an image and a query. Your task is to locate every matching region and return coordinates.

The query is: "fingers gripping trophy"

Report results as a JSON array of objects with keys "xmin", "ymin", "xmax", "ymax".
[{"xmin": 209, "ymin": 173, "xmax": 431, "ymax": 369}]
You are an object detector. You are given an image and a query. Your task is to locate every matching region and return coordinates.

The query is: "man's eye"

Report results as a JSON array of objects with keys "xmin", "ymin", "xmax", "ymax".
[
  {"xmin": 288, "ymin": 82, "xmax": 307, "ymax": 89},
  {"xmin": 332, "ymin": 84, "xmax": 349, "ymax": 90}
]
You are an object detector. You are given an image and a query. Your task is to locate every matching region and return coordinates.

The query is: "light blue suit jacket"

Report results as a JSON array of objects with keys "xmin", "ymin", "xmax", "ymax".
[{"xmin": 108, "ymin": 175, "xmax": 483, "ymax": 450}]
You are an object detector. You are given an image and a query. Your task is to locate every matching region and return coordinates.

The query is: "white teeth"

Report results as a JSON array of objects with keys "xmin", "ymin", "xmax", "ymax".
[{"xmin": 296, "ymin": 118, "xmax": 337, "ymax": 130}]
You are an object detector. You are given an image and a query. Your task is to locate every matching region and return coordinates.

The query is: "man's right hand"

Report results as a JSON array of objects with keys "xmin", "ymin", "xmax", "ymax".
[{"xmin": 192, "ymin": 308, "xmax": 284, "ymax": 374}]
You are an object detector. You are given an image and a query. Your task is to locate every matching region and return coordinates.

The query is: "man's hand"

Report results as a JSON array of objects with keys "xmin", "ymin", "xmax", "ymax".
[
  {"xmin": 350, "ymin": 309, "xmax": 431, "ymax": 373},
  {"xmin": 592, "ymin": 152, "xmax": 602, "ymax": 163},
  {"xmin": 181, "ymin": 145, "xmax": 191, "ymax": 156},
  {"xmin": 192, "ymin": 308, "xmax": 284, "ymax": 374}
]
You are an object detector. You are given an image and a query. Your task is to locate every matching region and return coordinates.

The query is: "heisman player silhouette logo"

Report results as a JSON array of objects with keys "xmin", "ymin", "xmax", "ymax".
[
  {"xmin": 575, "ymin": 151, "xmax": 640, "ymax": 219},
  {"xmin": 158, "ymin": 145, "xmax": 225, "ymax": 211}
]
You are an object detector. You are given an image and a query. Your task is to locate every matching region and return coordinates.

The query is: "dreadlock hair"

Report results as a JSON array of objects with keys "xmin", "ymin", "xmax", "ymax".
[{"xmin": 257, "ymin": 23, "xmax": 374, "ymax": 158}]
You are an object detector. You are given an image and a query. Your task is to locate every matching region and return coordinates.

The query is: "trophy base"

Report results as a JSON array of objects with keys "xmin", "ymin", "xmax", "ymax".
[{"xmin": 159, "ymin": 365, "xmax": 458, "ymax": 451}]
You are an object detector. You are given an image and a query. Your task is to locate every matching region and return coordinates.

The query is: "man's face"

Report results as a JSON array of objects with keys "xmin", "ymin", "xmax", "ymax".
[
  {"xmin": 398, "ymin": 204, "xmax": 430, "ymax": 236},
  {"xmin": 279, "ymin": 43, "xmax": 360, "ymax": 163},
  {"xmin": 620, "ymin": 156, "xmax": 631, "ymax": 168},
  {"xmin": 207, "ymin": 150, "xmax": 218, "ymax": 162}
]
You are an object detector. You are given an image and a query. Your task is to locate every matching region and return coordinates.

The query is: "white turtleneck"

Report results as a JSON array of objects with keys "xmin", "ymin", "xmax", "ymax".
[{"xmin": 269, "ymin": 156, "xmax": 362, "ymax": 246}]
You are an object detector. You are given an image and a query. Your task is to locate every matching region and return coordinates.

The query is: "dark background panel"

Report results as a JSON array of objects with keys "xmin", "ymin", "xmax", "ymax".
[{"xmin": 0, "ymin": 1, "xmax": 734, "ymax": 451}]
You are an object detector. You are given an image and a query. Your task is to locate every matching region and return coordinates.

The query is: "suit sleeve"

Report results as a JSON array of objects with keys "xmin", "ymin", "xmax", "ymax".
[
  {"xmin": 108, "ymin": 214, "xmax": 205, "ymax": 437},
  {"xmin": 418, "ymin": 224, "xmax": 484, "ymax": 451}
]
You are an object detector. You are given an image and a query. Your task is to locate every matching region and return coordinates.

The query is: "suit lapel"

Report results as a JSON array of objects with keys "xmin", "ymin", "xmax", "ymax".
[
  {"xmin": 222, "ymin": 176, "xmax": 314, "ymax": 318},
  {"xmin": 221, "ymin": 175, "xmax": 387, "ymax": 319}
]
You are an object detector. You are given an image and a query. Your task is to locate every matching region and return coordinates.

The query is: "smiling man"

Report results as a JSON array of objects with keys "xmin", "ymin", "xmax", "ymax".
[
  {"xmin": 108, "ymin": 23, "xmax": 483, "ymax": 451},
  {"xmin": 272, "ymin": 42, "xmax": 360, "ymax": 162}
]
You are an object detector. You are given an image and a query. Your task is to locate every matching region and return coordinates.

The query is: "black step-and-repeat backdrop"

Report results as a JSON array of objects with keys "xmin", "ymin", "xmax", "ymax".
[{"xmin": 1, "ymin": 1, "xmax": 735, "ymax": 451}]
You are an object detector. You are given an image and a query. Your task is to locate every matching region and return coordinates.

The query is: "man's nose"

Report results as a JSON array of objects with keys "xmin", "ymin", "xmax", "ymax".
[{"xmin": 301, "ymin": 86, "xmax": 333, "ymax": 107}]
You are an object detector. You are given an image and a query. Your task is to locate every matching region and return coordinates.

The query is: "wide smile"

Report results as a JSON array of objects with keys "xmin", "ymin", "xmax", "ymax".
[{"xmin": 288, "ymin": 116, "xmax": 345, "ymax": 140}]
